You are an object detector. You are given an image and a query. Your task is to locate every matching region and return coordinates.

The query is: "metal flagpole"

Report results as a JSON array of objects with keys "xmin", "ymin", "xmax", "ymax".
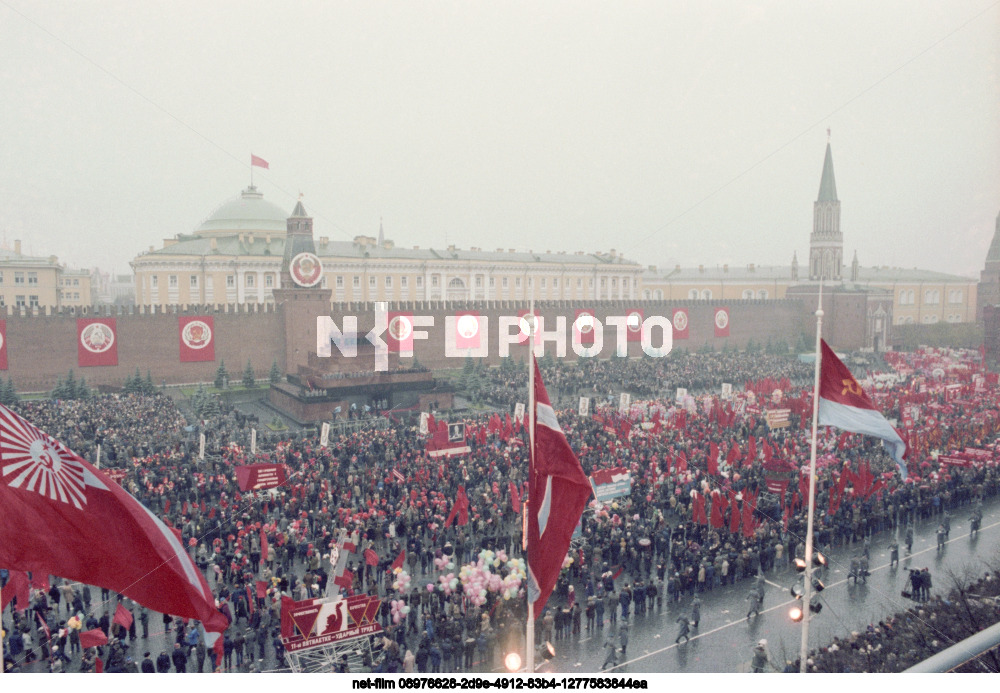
[
  {"xmin": 800, "ymin": 280, "xmax": 824, "ymax": 672},
  {"xmin": 526, "ymin": 297, "xmax": 536, "ymax": 674}
]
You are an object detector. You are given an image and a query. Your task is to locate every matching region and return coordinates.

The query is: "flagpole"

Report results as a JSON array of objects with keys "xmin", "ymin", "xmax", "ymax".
[
  {"xmin": 800, "ymin": 279, "xmax": 824, "ymax": 672},
  {"xmin": 526, "ymin": 297, "xmax": 536, "ymax": 674}
]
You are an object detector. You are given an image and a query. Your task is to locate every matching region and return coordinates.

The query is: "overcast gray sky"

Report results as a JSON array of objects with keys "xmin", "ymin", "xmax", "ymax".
[{"xmin": 1, "ymin": 1, "xmax": 997, "ymax": 278}]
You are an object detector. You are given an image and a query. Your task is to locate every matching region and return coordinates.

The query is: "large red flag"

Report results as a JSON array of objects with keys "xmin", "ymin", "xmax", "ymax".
[
  {"xmin": 707, "ymin": 442, "xmax": 719, "ymax": 476},
  {"xmin": 79, "ymin": 628, "xmax": 108, "ymax": 649},
  {"xmin": 387, "ymin": 548, "xmax": 405, "ymax": 574},
  {"xmin": 259, "ymin": 529, "xmax": 269, "ymax": 568},
  {"xmin": 250, "ymin": 154, "xmax": 269, "ymax": 169},
  {"xmin": 509, "ymin": 481, "xmax": 521, "ymax": 514},
  {"xmin": 77, "ymin": 318, "xmax": 118, "ymax": 367},
  {"xmin": 444, "ymin": 485, "xmax": 469, "ymax": 528},
  {"xmin": 527, "ymin": 357, "xmax": 592, "ymax": 616},
  {"xmin": 113, "ymin": 602, "xmax": 134, "ymax": 630},
  {"xmin": 179, "ymin": 316, "xmax": 215, "ymax": 363},
  {"xmin": 0, "ymin": 404, "xmax": 228, "ymax": 643},
  {"xmin": 0, "ymin": 568, "xmax": 29, "ymax": 611}
]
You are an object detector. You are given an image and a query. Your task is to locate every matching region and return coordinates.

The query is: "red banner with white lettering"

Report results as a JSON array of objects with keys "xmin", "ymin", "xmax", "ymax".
[
  {"xmin": 179, "ymin": 316, "xmax": 215, "ymax": 362},
  {"xmin": 714, "ymin": 307, "xmax": 730, "ymax": 337},
  {"xmin": 672, "ymin": 308, "xmax": 689, "ymax": 340},
  {"xmin": 235, "ymin": 464, "xmax": 288, "ymax": 491},
  {"xmin": 77, "ymin": 318, "xmax": 118, "ymax": 367},
  {"xmin": 0, "ymin": 319, "xmax": 7, "ymax": 370}
]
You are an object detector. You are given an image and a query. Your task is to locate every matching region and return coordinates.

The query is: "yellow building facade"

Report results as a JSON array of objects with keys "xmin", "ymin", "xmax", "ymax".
[{"xmin": 131, "ymin": 187, "xmax": 643, "ymax": 307}]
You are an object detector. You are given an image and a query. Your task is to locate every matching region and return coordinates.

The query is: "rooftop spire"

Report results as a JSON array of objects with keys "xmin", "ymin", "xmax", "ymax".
[
  {"xmin": 378, "ymin": 217, "xmax": 384, "ymax": 246},
  {"xmin": 817, "ymin": 142, "xmax": 838, "ymax": 202},
  {"xmin": 986, "ymin": 210, "xmax": 1000, "ymax": 264}
]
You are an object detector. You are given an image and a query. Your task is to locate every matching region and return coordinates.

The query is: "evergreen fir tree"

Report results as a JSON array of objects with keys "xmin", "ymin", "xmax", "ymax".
[
  {"xmin": 75, "ymin": 376, "xmax": 90, "ymax": 400},
  {"xmin": 269, "ymin": 360, "xmax": 282, "ymax": 384},
  {"xmin": 64, "ymin": 370, "xmax": 77, "ymax": 398},
  {"xmin": 144, "ymin": 370, "xmax": 155, "ymax": 394},
  {"xmin": 215, "ymin": 360, "xmax": 228, "ymax": 389},
  {"xmin": 242, "ymin": 360, "xmax": 256, "ymax": 388}
]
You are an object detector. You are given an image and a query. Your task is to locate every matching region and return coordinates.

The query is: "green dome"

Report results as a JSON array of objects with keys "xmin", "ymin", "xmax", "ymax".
[{"xmin": 196, "ymin": 186, "xmax": 289, "ymax": 235}]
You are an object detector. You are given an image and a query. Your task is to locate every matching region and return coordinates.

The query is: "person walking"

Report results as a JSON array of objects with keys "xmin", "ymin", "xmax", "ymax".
[
  {"xmin": 746, "ymin": 588, "xmax": 763, "ymax": 621},
  {"xmin": 601, "ymin": 629, "xmax": 618, "ymax": 670},
  {"xmin": 936, "ymin": 524, "xmax": 946, "ymax": 552},
  {"xmin": 904, "ymin": 525, "xmax": 914, "ymax": 554},
  {"xmin": 618, "ymin": 621, "xmax": 629, "ymax": 657},
  {"xmin": 674, "ymin": 616, "xmax": 690, "ymax": 644},
  {"xmin": 888, "ymin": 541, "xmax": 899, "ymax": 569},
  {"xmin": 750, "ymin": 639, "xmax": 770, "ymax": 673},
  {"xmin": 690, "ymin": 596, "xmax": 701, "ymax": 628}
]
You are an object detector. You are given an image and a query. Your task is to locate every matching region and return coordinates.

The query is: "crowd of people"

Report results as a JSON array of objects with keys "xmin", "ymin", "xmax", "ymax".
[{"xmin": 1, "ymin": 345, "xmax": 999, "ymax": 674}]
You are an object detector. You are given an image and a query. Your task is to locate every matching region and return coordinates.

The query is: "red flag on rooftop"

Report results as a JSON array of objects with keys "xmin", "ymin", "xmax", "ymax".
[
  {"xmin": 0, "ymin": 404, "xmax": 229, "ymax": 645},
  {"xmin": 250, "ymin": 154, "xmax": 269, "ymax": 169},
  {"xmin": 527, "ymin": 357, "xmax": 592, "ymax": 617}
]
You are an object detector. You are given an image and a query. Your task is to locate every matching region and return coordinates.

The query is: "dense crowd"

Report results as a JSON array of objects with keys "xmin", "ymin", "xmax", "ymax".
[{"xmin": 1, "ymin": 346, "xmax": 999, "ymax": 674}]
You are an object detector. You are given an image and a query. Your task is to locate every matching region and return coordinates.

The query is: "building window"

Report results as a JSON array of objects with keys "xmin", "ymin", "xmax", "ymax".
[
  {"xmin": 369, "ymin": 276, "xmax": 376, "ymax": 288},
  {"xmin": 758, "ymin": 290, "xmax": 768, "ymax": 300},
  {"xmin": 527, "ymin": 278, "xmax": 533, "ymax": 288},
  {"xmin": 742, "ymin": 289, "xmax": 754, "ymax": 299},
  {"xmin": 73, "ymin": 278, "xmax": 79, "ymax": 286},
  {"xmin": 226, "ymin": 275, "xmax": 235, "ymax": 288},
  {"xmin": 321, "ymin": 276, "xmax": 328, "ymax": 288},
  {"xmin": 29, "ymin": 295, "xmax": 38, "ymax": 307},
  {"xmin": 401, "ymin": 276, "xmax": 408, "ymax": 288},
  {"xmin": 515, "ymin": 278, "xmax": 521, "ymax": 288},
  {"xmin": 245, "ymin": 274, "xmax": 255, "ymax": 288},
  {"xmin": 336, "ymin": 276, "xmax": 344, "ymax": 288},
  {"xmin": 611, "ymin": 278, "xmax": 617, "ymax": 287},
  {"xmin": 353, "ymin": 276, "xmax": 360, "ymax": 288},
  {"xmin": 15, "ymin": 295, "xmax": 25, "ymax": 308},
  {"xmin": 924, "ymin": 290, "xmax": 939, "ymax": 304},
  {"xmin": 577, "ymin": 278, "xmax": 583, "ymax": 288},
  {"xmin": 553, "ymin": 278, "xmax": 559, "ymax": 288},
  {"xmin": 654, "ymin": 289, "xmax": 663, "ymax": 300},
  {"xmin": 701, "ymin": 289, "xmax": 712, "ymax": 300},
  {"xmin": 151, "ymin": 276, "xmax": 159, "ymax": 288},
  {"xmin": 588, "ymin": 278, "xmax": 594, "ymax": 288},
  {"xmin": 14, "ymin": 272, "xmax": 24, "ymax": 285},
  {"xmin": 475, "ymin": 276, "xmax": 483, "ymax": 288},
  {"xmin": 265, "ymin": 274, "xmax": 274, "ymax": 288},
  {"xmin": 0, "ymin": 272, "xmax": 4, "ymax": 284},
  {"xmin": 190, "ymin": 275, "xmax": 198, "ymax": 288},
  {"xmin": 600, "ymin": 277, "xmax": 607, "ymax": 287},
  {"xmin": 643, "ymin": 290, "xmax": 651, "ymax": 299},
  {"xmin": 689, "ymin": 289, "xmax": 700, "ymax": 300},
  {"xmin": 416, "ymin": 276, "xmax": 423, "ymax": 288},
  {"xmin": 540, "ymin": 278, "xmax": 546, "ymax": 288},
  {"xmin": 28, "ymin": 272, "xmax": 37, "ymax": 285},
  {"xmin": 949, "ymin": 290, "xmax": 962, "ymax": 304},
  {"xmin": 489, "ymin": 277, "xmax": 495, "ymax": 288},
  {"xmin": 431, "ymin": 276, "xmax": 439, "ymax": 287},
  {"xmin": 622, "ymin": 278, "xmax": 629, "ymax": 288},
  {"xmin": 922, "ymin": 314, "xmax": 939, "ymax": 324},
  {"xmin": 169, "ymin": 275, "xmax": 178, "ymax": 288},
  {"xmin": 385, "ymin": 276, "xmax": 392, "ymax": 288},
  {"xmin": 502, "ymin": 277, "xmax": 508, "ymax": 288}
]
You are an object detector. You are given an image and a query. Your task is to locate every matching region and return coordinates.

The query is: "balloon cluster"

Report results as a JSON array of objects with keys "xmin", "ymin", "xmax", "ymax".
[
  {"xmin": 427, "ymin": 549, "xmax": 526, "ymax": 605},
  {"xmin": 389, "ymin": 599, "xmax": 411, "ymax": 624},
  {"xmin": 392, "ymin": 567, "xmax": 412, "ymax": 594}
]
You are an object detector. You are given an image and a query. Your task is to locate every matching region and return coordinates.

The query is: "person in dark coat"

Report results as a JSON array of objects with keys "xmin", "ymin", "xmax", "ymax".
[
  {"xmin": 140, "ymin": 652, "xmax": 155, "ymax": 673},
  {"xmin": 155, "ymin": 651, "xmax": 171, "ymax": 672},
  {"xmin": 675, "ymin": 616, "xmax": 690, "ymax": 644},
  {"xmin": 171, "ymin": 642, "xmax": 188, "ymax": 672}
]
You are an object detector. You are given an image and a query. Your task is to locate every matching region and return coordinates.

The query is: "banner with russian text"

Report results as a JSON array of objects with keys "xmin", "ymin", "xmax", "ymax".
[
  {"xmin": 77, "ymin": 318, "xmax": 118, "ymax": 367},
  {"xmin": 235, "ymin": 464, "xmax": 288, "ymax": 491},
  {"xmin": 179, "ymin": 316, "xmax": 215, "ymax": 362}
]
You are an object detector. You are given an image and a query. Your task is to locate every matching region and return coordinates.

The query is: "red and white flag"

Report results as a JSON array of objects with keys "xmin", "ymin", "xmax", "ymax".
[
  {"xmin": 0, "ymin": 404, "xmax": 229, "ymax": 640},
  {"xmin": 179, "ymin": 316, "xmax": 215, "ymax": 363},
  {"xmin": 250, "ymin": 154, "xmax": 269, "ymax": 169},
  {"xmin": 625, "ymin": 308, "xmax": 644, "ymax": 343},
  {"xmin": 573, "ymin": 309, "xmax": 596, "ymax": 346},
  {"xmin": 387, "ymin": 312, "xmax": 414, "ymax": 354},
  {"xmin": 818, "ymin": 340, "xmax": 908, "ymax": 478},
  {"xmin": 526, "ymin": 357, "xmax": 592, "ymax": 616},
  {"xmin": 714, "ymin": 307, "xmax": 730, "ymax": 337},
  {"xmin": 77, "ymin": 318, "xmax": 118, "ymax": 367},
  {"xmin": 672, "ymin": 308, "xmax": 689, "ymax": 340}
]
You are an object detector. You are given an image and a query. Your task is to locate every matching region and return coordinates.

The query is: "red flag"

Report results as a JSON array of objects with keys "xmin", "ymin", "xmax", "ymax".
[
  {"xmin": 672, "ymin": 308, "xmax": 689, "ymax": 340},
  {"xmin": 746, "ymin": 436, "xmax": 757, "ymax": 467},
  {"xmin": 527, "ymin": 357, "xmax": 592, "ymax": 616},
  {"xmin": 29, "ymin": 572, "xmax": 49, "ymax": 592},
  {"xmin": 260, "ymin": 529, "xmax": 269, "ymax": 568},
  {"xmin": 179, "ymin": 316, "xmax": 216, "ymax": 362},
  {"xmin": 250, "ymin": 154, "xmax": 269, "ymax": 169},
  {"xmin": 0, "ymin": 319, "xmax": 7, "ymax": 370},
  {"xmin": 0, "ymin": 569, "xmax": 29, "ymax": 612},
  {"xmin": 714, "ymin": 307, "xmax": 730, "ymax": 337},
  {"xmin": 729, "ymin": 491, "xmax": 741, "ymax": 534},
  {"xmin": 445, "ymin": 485, "xmax": 469, "ymax": 528},
  {"xmin": 388, "ymin": 548, "xmax": 405, "ymax": 574},
  {"xmin": 709, "ymin": 492, "xmax": 724, "ymax": 529},
  {"xmin": 77, "ymin": 318, "xmax": 118, "ymax": 367},
  {"xmin": 95, "ymin": 657, "xmax": 104, "ymax": 673},
  {"xmin": 509, "ymin": 481, "xmax": 521, "ymax": 514},
  {"xmin": 0, "ymin": 404, "xmax": 228, "ymax": 637},
  {"xmin": 256, "ymin": 580, "xmax": 267, "ymax": 600},
  {"xmin": 334, "ymin": 569, "xmax": 354, "ymax": 590},
  {"xmin": 707, "ymin": 442, "xmax": 719, "ymax": 476},
  {"xmin": 364, "ymin": 548, "xmax": 379, "ymax": 566},
  {"xmin": 80, "ymin": 628, "xmax": 108, "ymax": 649},
  {"xmin": 113, "ymin": 602, "xmax": 134, "ymax": 630}
]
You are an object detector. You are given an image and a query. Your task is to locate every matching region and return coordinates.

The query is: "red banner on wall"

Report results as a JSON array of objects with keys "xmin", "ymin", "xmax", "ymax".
[
  {"xmin": 77, "ymin": 318, "xmax": 118, "ymax": 367},
  {"xmin": 672, "ymin": 308, "xmax": 689, "ymax": 340},
  {"xmin": 517, "ymin": 310, "xmax": 541, "ymax": 345},
  {"xmin": 235, "ymin": 464, "xmax": 288, "ymax": 491},
  {"xmin": 574, "ymin": 309, "xmax": 596, "ymax": 346},
  {"xmin": 453, "ymin": 311, "xmax": 482, "ymax": 350},
  {"xmin": 179, "ymin": 316, "xmax": 215, "ymax": 362},
  {"xmin": 714, "ymin": 307, "xmax": 730, "ymax": 338},
  {"xmin": 625, "ymin": 308, "xmax": 644, "ymax": 343},
  {"xmin": 386, "ymin": 312, "xmax": 413, "ymax": 354},
  {"xmin": 0, "ymin": 320, "xmax": 7, "ymax": 370}
]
